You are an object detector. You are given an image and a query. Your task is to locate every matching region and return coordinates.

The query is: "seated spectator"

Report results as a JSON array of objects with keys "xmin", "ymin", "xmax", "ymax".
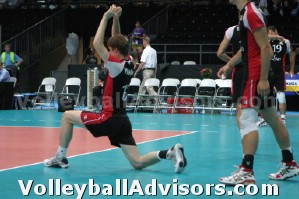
[
  {"xmin": 92, "ymin": 67, "xmax": 108, "ymax": 107},
  {"xmin": 83, "ymin": 48, "xmax": 98, "ymax": 65},
  {"xmin": 0, "ymin": 61, "xmax": 11, "ymax": 82}
]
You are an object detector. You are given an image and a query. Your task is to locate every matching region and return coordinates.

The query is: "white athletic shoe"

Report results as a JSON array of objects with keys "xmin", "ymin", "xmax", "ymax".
[
  {"xmin": 166, "ymin": 143, "xmax": 187, "ymax": 173},
  {"xmin": 256, "ymin": 117, "xmax": 267, "ymax": 127},
  {"xmin": 269, "ymin": 161, "xmax": 299, "ymax": 180},
  {"xmin": 219, "ymin": 165, "xmax": 256, "ymax": 185},
  {"xmin": 44, "ymin": 156, "xmax": 69, "ymax": 168},
  {"xmin": 281, "ymin": 118, "xmax": 286, "ymax": 125}
]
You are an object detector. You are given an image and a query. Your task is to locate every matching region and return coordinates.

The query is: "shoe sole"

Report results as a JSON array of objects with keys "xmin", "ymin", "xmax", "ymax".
[
  {"xmin": 219, "ymin": 179, "xmax": 256, "ymax": 186},
  {"xmin": 269, "ymin": 170, "xmax": 299, "ymax": 180},
  {"xmin": 174, "ymin": 144, "xmax": 187, "ymax": 173},
  {"xmin": 43, "ymin": 159, "xmax": 69, "ymax": 168}
]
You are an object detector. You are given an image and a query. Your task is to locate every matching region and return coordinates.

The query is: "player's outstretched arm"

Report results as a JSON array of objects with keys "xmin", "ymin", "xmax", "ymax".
[
  {"xmin": 93, "ymin": 6, "xmax": 114, "ymax": 63},
  {"xmin": 112, "ymin": 5, "xmax": 122, "ymax": 36}
]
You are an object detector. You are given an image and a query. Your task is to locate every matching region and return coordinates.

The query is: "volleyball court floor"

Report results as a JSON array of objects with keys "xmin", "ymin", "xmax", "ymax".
[{"xmin": 0, "ymin": 110, "xmax": 298, "ymax": 198}]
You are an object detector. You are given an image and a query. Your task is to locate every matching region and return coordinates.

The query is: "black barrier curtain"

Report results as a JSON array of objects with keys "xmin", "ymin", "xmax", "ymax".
[{"xmin": 157, "ymin": 64, "xmax": 230, "ymax": 81}]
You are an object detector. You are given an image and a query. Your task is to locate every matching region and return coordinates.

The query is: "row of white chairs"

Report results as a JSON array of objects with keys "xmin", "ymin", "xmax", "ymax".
[
  {"xmin": 126, "ymin": 77, "xmax": 234, "ymax": 114},
  {"xmin": 33, "ymin": 77, "xmax": 81, "ymax": 108}
]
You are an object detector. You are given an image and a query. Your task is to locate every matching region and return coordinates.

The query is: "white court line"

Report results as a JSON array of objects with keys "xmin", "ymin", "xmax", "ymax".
[
  {"xmin": 166, "ymin": 123, "xmax": 175, "ymax": 125},
  {"xmin": 201, "ymin": 124, "xmax": 209, "ymax": 126},
  {"xmin": 23, "ymin": 120, "xmax": 32, "ymax": 122},
  {"xmin": 183, "ymin": 124, "xmax": 192, "ymax": 125},
  {"xmin": 0, "ymin": 131, "xmax": 197, "ymax": 172}
]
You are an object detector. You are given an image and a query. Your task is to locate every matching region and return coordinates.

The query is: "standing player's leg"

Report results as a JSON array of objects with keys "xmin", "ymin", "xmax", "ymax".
[
  {"xmin": 275, "ymin": 71, "xmax": 287, "ymax": 123},
  {"xmin": 44, "ymin": 110, "xmax": 86, "ymax": 168},
  {"xmin": 120, "ymin": 143, "xmax": 187, "ymax": 173},
  {"xmin": 259, "ymin": 106, "xmax": 299, "ymax": 180},
  {"xmin": 276, "ymin": 91, "xmax": 286, "ymax": 123},
  {"xmin": 219, "ymin": 108, "xmax": 258, "ymax": 185}
]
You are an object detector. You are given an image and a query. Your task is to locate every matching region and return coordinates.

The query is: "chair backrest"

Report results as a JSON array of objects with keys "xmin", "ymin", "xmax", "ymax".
[
  {"xmin": 161, "ymin": 78, "xmax": 180, "ymax": 87},
  {"xmin": 66, "ymin": 77, "xmax": 81, "ymax": 86},
  {"xmin": 144, "ymin": 78, "xmax": 160, "ymax": 87},
  {"xmin": 216, "ymin": 79, "xmax": 232, "ymax": 97},
  {"xmin": 41, "ymin": 77, "xmax": 56, "ymax": 92},
  {"xmin": 159, "ymin": 78, "xmax": 180, "ymax": 96},
  {"xmin": 181, "ymin": 79, "xmax": 198, "ymax": 87},
  {"xmin": 183, "ymin": 61, "xmax": 196, "ymax": 65},
  {"xmin": 41, "ymin": 77, "xmax": 56, "ymax": 85},
  {"xmin": 200, "ymin": 79, "xmax": 216, "ymax": 87},
  {"xmin": 171, "ymin": 61, "xmax": 180, "ymax": 65},
  {"xmin": 129, "ymin": 78, "xmax": 141, "ymax": 86},
  {"xmin": 179, "ymin": 79, "xmax": 198, "ymax": 96},
  {"xmin": 197, "ymin": 79, "xmax": 216, "ymax": 96},
  {"xmin": 219, "ymin": 79, "xmax": 232, "ymax": 88},
  {"xmin": 215, "ymin": 79, "xmax": 223, "ymax": 87},
  {"xmin": 127, "ymin": 78, "xmax": 141, "ymax": 94}
]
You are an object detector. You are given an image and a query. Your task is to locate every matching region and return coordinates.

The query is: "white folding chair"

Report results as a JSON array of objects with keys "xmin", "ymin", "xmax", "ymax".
[
  {"xmin": 156, "ymin": 78, "xmax": 180, "ymax": 113},
  {"xmin": 174, "ymin": 79, "xmax": 198, "ymax": 113},
  {"xmin": 59, "ymin": 77, "xmax": 81, "ymax": 108},
  {"xmin": 212, "ymin": 79, "xmax": 234, "ymax": 114},
  {"xmin": 183, "ymin": 61, "xmax": 196, "ymax": 65},
  {"xmin": 135, "ymin": 78, "xmax": 160, "ymax": 112},
  {"xmin": 33, "ymin": 77, "xmax": 56, "ymax": 108},
  {"xmin": 126, "ymin": 78, "xmax": 141, "ymax": 110},
  {"xmin": 193, "ymin": 78, "xmax": 216, "ymax": 113}
]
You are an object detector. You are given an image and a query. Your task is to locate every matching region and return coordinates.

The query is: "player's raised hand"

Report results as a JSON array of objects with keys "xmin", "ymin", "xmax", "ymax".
[
  {"xmin": 113, "ymin": 5, "xmax": 122, "ymax": 18},
  {"xmin": 103, "ymin": 6, "xmax": 115, "ymax": 19}
]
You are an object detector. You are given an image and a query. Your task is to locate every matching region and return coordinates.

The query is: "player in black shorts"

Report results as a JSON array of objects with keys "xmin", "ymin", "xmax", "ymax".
[
  {"xmin": 44, "ymin": 5, "xmax": 187, "ymax": 173},
  {"xmin": 256, "ymin": 26, "xmax": 295, "ymax": 126},
  {"xmin": 217, "ymin": 25, "xmax": 243, "ymax": 128}
]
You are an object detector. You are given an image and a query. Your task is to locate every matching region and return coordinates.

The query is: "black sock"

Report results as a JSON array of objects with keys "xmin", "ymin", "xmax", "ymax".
[
  {"xmin": 282, "ymin": 149, "xmax": 294, "ymax": 163},
  {"xmin": 158, "ymin": 150, "xmax": 168, "ymax": 159},
  {"xmin": 242, "ymin": 154, "xmax": 254, "ymax": 170}
]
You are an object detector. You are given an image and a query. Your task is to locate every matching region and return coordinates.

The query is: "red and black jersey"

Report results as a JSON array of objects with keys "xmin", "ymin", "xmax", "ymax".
[
  {"xmin": 102, "ymin": 54, "xmax": 134, "ymax": 114},
  {"xmin": 226, "ymin": 25, "xmax": 241, "ymax": 56},
  {"xmin": 239, "ymin": 2, "xmax": 266, "ymax": 80},
  {"xmin": 225, "ymin": 25, "xmax": 242, "ymax": 67},
  {"xmin": 270, "ymin": 38, "xmax": 292, "ymax": 73}
]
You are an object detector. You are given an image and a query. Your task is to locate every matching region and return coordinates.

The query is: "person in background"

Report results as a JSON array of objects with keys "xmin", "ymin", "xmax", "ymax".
[
  {"xmin": 0, "ymin": 61, "xmax": 11, "ymax": 82},
  {"xmin": 92, "ymin": 67, "xmax": 108, "ymax": 108},
  {"xmin": 1, "ymin": 44, "xmax": 23, "ymax": 91},
  {"xmin": 134, "ymin": 37, "xmax": 158, "ymax": 97},
  {"xmin": 83, "ymin": 48, "xmax": 98, "ymax": 65},
  {"xmin": 217, "ymin": 25, "xmax": 243, "ymax": 128},
  {"xmin": 131, "ymin": 20, "xmax": 146, "ymax": 64},
  {"xmin": 257, "ymin": 26, "xmax": 296, "ymax": 126}
]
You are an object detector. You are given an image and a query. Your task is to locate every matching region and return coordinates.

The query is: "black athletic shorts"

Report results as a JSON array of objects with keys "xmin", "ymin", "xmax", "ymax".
[
  {"xmin": 232, "ymin": 66, "xmax": 243, "ymax": 103},
  {"xmin": 81, "ymin": 111, "xmax": 136, "ymax": 147},
  {"xmin": 272, "ymin": 70, "xmax": 286, "ymax": 91}
]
